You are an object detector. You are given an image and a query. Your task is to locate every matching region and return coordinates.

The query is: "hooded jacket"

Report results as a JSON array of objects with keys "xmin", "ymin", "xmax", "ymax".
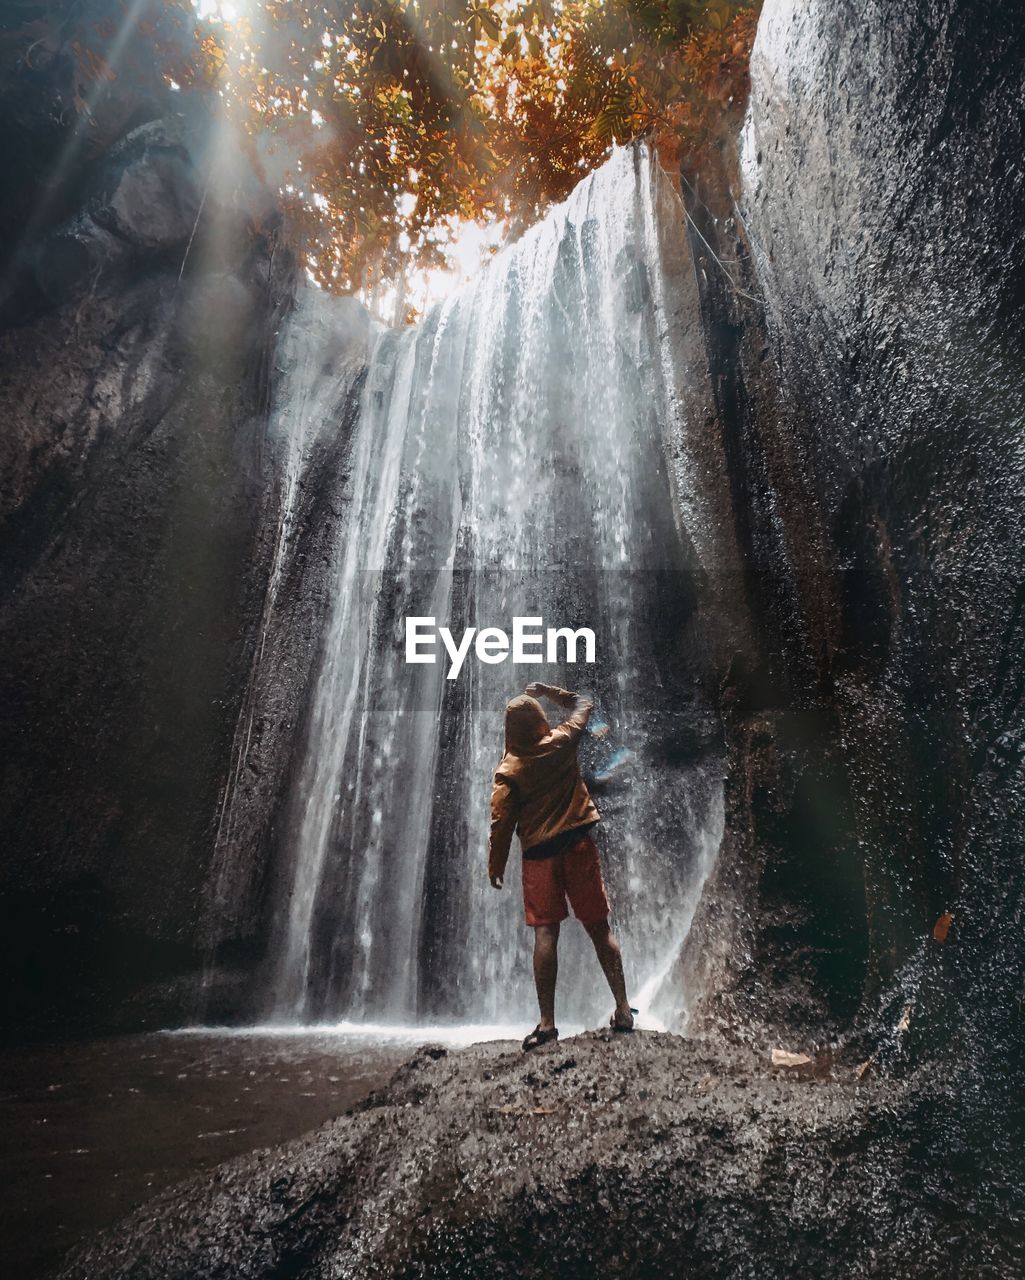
[{"xmin": 488, "ymin": 685, "xmax": 600, "ymax": 881}]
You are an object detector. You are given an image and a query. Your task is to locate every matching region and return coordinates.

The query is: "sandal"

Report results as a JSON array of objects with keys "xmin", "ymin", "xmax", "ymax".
[
  {"xmin": 522, "ymin": 1024, "xmax": 559, "ymax": 1051},
  {"xmin": 610, "ymin": 1006, "xmax": 638, "ymax": 1033}
]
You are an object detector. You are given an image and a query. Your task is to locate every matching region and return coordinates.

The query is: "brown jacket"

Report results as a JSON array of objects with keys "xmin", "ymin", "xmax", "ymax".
[{"xmin": 488, "ymin": 685, "xmax": 600, "ymax": 881}]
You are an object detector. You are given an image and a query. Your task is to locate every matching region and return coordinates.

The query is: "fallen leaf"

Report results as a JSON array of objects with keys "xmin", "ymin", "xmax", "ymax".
[
  {"xmin": 771, "ymin": 1048, "xmax": 813, "ymax": 1069},
  {"xmin": 896, "ymin": 1004, "xmax": 911, "ymax": 1034},
  {"xmin": 932, "ymin": 911, "xmax": 953, "ymax": 943},
  {"xmin": 855, "ymin": 1057, "xmax": 874, "ymax": 1080}
]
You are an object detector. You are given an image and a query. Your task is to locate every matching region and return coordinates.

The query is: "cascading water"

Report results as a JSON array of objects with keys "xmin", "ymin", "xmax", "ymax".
[
  {"xmin": 268, "ymin": 143, "xmax": 723, "ymax": 1029},
  {"xmin": 202, "ymin": 293, "xmax": 371, "ymax": 962}
]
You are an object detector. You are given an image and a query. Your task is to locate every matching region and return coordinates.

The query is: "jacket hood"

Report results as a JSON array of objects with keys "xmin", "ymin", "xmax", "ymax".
[{"xmin": 504, "ymin": 695, "xmax": 549, "ymax": 754}]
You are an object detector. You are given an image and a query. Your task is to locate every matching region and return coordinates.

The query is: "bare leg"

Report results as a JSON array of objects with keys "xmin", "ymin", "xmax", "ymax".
[
  {"xmin": 585, "ymin": 919, "xmax": 632, "ymax": 1022},
  {"xmin": 532, "ymin": 923, "xmax": 560, "ymax": 1030}
]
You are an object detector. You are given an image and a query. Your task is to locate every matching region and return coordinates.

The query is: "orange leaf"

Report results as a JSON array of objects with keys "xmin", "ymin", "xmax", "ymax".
[{"xmin": 932, "ymin": 911, "xmax": 953, "ymax": 943}]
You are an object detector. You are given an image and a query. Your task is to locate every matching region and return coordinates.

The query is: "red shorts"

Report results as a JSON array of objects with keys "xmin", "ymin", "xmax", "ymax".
[{"xmin": 521, "ymin": 833, "xmax": 610, "ymax": 927}]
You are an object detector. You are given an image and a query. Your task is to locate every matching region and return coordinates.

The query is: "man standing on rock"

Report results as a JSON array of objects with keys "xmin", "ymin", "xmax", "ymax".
[{"xmin": 489, "ymin": 682, "xmax": 635, "ymax": 1050}]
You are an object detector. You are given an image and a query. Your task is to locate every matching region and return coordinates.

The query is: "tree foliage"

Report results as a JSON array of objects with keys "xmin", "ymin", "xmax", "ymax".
[
  {"xmin": 175, "ymin": 0, "xmax": 759, "ymax": 296},
  {"xmin": 12, "ymin": 1, "xmax": 760, "ymax": 300}
]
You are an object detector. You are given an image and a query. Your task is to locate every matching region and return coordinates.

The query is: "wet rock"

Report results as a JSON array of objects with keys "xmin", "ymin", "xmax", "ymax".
[
  {"xmin": 172, "ymin": 272, "xmax": 258, "ymax": 366},
  {"xmin": 679, "ymin": 0, "xmax": 1025, "ymax": 1066},
  {"xmin": 94, "ymin": 121, "xmax": 203, "ymax": 251},
  {"xmin": 58, "ymin": 1032, "xmax": 1025, "ymax": 1278},
  {"xmin": 0, "ymin": 11, "xmax": 365, "ymax": 1038},
  {"xmin": 25, "ymin": 117, "xmax": 204, "ymax": 310}
]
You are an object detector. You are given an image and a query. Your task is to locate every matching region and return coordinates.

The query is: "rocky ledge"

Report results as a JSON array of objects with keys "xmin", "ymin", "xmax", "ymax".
[{"xmin": 59, "ymin": 1030, "xmax": 1022, "ymax": 1279}]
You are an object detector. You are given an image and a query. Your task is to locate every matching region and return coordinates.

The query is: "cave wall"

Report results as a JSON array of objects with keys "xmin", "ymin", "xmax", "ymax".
[
  {"xmin": 0, "ymin": 8, "xmax": 351, "ymax": 1037},
  {"xmin": 681, "ymin": 0, "xmax": 1025, "ymax": 1061}
]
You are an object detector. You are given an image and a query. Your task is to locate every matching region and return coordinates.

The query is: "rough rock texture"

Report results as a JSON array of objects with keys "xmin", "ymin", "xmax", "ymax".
[
  {"xmin": 0, "ymin": 7, "xmax": 360, "ymax": 1037},
  {"xmin": 59, "ymin": 1032, "xmax": 1025, "ymax": 1279},
  {"xmin": 677, "ymin": 0, "xmax": 1025, "ymax": 1063}
]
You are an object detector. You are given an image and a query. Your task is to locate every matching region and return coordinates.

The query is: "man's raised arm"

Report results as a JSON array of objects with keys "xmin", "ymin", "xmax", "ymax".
[{"xmin": 525, "ymin": 683, "xmax": 593, "ymax": 745}]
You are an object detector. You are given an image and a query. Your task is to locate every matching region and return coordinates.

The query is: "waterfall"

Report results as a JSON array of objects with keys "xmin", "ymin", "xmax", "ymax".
[
  {"xmin": 268, "ymin": 143, "xmax": 723, "ymax": 1028},
  {"xmin": 199, "ymin": 291, "xmax": 370, "ymax": 969}
]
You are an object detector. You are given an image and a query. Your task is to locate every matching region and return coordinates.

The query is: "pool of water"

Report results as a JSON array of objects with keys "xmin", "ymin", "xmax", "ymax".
[{"xmin": 0, "ymin": 1027, "xmax": 485, "ymax": 1278}]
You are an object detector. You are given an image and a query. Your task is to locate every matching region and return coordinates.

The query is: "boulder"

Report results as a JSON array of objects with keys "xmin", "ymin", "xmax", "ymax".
[{"xmin": 59, "ymin": 1032, "xmax": 1024, "ymax": 1278}]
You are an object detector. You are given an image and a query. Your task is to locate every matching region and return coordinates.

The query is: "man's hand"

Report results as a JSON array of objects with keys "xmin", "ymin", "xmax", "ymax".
[
  {"xmin": 524, "ymin": 682, "xmax": 545, "ymax": 698},
  {"xmin": 490, "ymin": 874, "xmax": 503, "ymax": 890}
]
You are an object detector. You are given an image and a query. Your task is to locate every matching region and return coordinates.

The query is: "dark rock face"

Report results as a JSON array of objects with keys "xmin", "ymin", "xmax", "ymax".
[
  {"xmin": 0, "ymin": 13, "xmax": 360, "ymax": 1037},
  {"xmin": 57, "ymin": 1032, "xmax": 1025, "ymax": 1279},
  {"xmin": 679, "ymin": 0, "xmax": 1025, "ymax": 1062}
]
